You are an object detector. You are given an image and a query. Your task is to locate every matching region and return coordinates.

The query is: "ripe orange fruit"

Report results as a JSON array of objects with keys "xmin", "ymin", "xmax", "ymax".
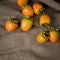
[
  {"xmin": 39, "ymin": 14, "xmax": 51, "ymax": 28},
  {"xmin": 22, "ymin": 5, "xmax": 34, "ymax": 17},
  {"xmin": 5, "ymin": 18, "xmax": 18, "ymax": 32},
  {"xmin": 17, "ymin": 0, "xmax": 28, "ymax": 7},
  {"xmin": 21, "ymin": 18, "xmax": 33, "ymax": 31},
  {"xmin": 49, "ymin": 29, "xmax": 59, "ymax": 43},
  {"xmin": 33, "ymin": 3, "xmax": 43, "ymax": 15},
  {"xmin": 36, "ymin": 32, "xmax": 48, "ymax": 44}
]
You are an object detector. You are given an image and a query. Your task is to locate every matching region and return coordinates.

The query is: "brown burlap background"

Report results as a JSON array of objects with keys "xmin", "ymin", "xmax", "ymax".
[{"xmin": 0, "ymin": 0, "xmax": 60, "ymax": 60}]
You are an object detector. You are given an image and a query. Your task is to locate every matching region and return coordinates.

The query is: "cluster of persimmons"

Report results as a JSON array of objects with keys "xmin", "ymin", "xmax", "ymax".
[{"xmin": 5, "ymin": 0, "xmax": 60, "ymax": 44}]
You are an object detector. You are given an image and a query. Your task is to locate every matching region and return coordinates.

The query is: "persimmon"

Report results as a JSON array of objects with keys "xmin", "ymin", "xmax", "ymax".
[
  {"xmin": 5, "ymin": 18, "xmax": 19, "ymax": 32},
  {"xmin": 33, "ymin": 3, "xmax": 44, "ymax": 15},
  {"xmin": 39, "ymin": 14, "xmax": 51, "ymax": 29},
  {"xmin": 21, "ymin": 18, "xmax": 33, "ymax": 31},
  {"xmin": 17, "ymin": 0, "xmax": 28, "ymax": 7},
  {"xmin": 22, "ymin": 5, "xmax": 34, "ymax": 17},
  {"xmin": 36, "ymin": 32, "xmax": 48, "ymax": 44},
  {"xmin": 49, "ymin": 29, "xmax": 59, "ymax": 43}
]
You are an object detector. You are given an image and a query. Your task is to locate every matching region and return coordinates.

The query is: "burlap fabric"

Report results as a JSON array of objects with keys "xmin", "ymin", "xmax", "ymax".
[{"xmin": 0, "ymin": 0, "xmax": 60, "ymax": 60}]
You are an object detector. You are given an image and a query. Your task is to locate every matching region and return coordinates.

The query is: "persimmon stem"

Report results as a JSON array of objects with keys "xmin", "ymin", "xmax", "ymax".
[
  {"xmin": 40, "ymin": 8, "xmax": 46, "ymax": 15},
  {"xmin": 25, "ymin": 16, "xmax": 30, "ymax": 19},
  {"xmin": 42, "ymin": 24, "xmax": 60, "ymax": 33},
  {"xmin": 25, "ymin": 16, "xmax": 33, "ymax": 21},
  {"xmin": 10, "ymin": 18, "xmax": 19, "ymax": 24},
  {"xmin": 42, "ymin": 23, "xmax": 51, "ymax": 29},
  {"xmin": 22, "ymin": 3, "xmax": 28, "ymax": 9},
  {"xmin": 43, "ymin": 31, "xmax": 49, "ymax": 38}
]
